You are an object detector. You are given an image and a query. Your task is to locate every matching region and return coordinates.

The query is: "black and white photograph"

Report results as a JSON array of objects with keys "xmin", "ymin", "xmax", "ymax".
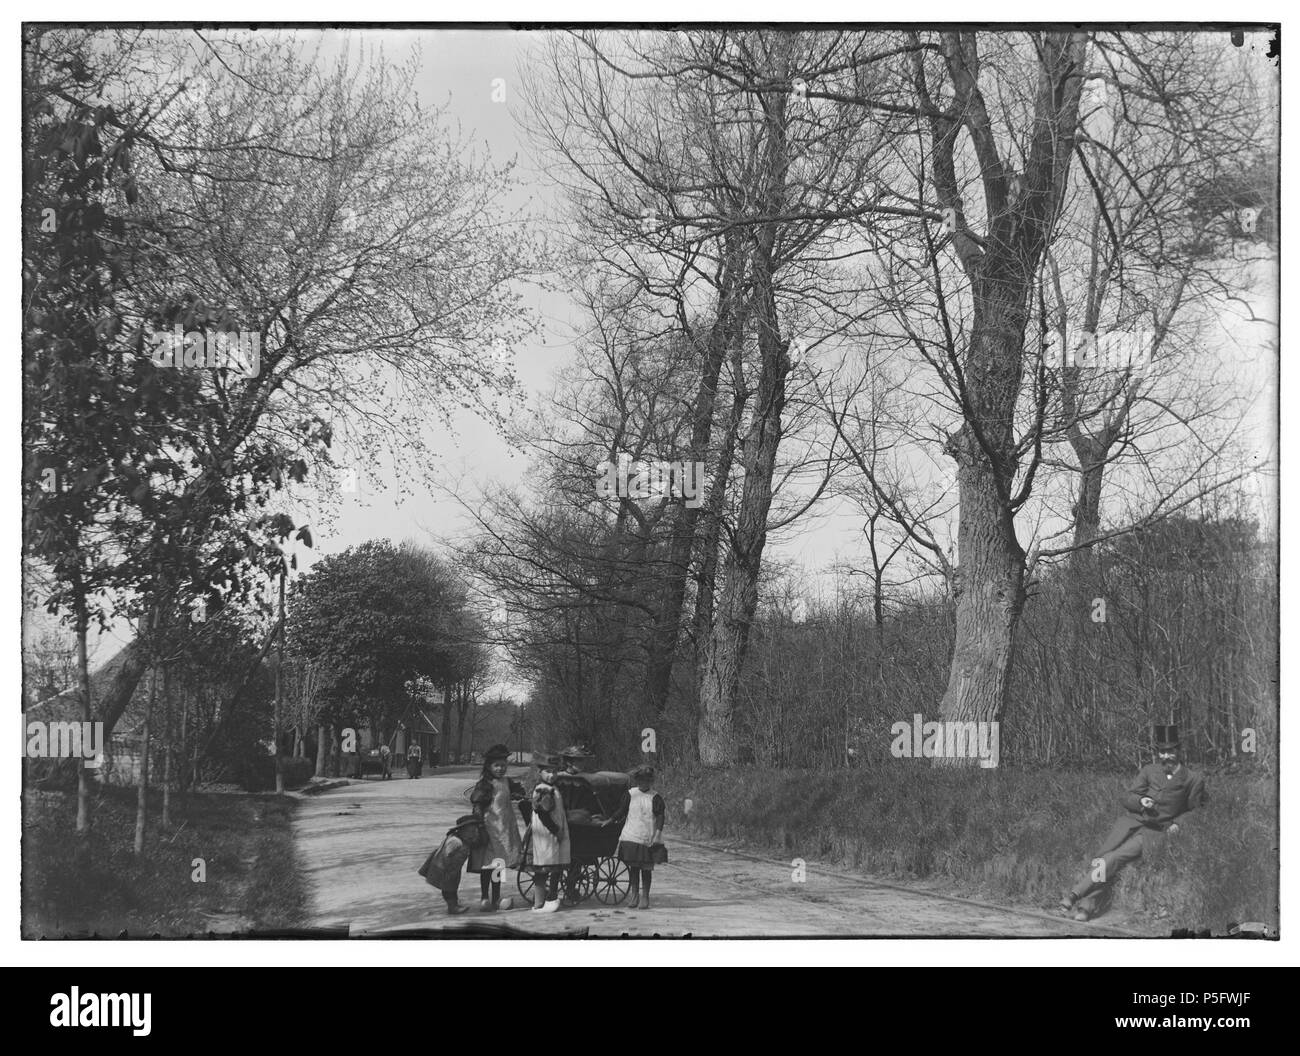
[{"xmin": 17, "ymin": 15, "xmax": 1282, "ymax": 959}]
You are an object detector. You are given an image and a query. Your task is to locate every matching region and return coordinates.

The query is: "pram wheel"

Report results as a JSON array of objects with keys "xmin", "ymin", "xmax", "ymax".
[{"xmin": 593, "ymin": 856, "xmax": 630, "ymax": 905}]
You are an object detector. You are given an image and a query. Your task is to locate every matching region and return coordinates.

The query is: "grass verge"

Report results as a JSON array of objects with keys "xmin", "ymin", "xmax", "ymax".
[
  {"xmin": 23, "ymin": 783, "xmax": 309, "ymax": 938},
  {"xmin": 658, "ymin": 764, "xmax": 1277, "ymax": 936}
]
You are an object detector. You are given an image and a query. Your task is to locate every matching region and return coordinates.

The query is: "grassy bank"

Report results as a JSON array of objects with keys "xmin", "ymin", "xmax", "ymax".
[
  {"xmin": 659, "ymin": 764, "xmax": 1277, "ymax": 935},
  {"xmin": 23, "ymin": 783, "xmax": 309, "ymax": 938}
]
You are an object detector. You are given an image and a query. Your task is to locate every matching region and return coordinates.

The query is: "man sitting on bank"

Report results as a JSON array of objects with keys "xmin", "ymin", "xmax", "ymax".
[{"xmin": 1060, "ymin": 723, "xmax": 1209, "ymax": 922}]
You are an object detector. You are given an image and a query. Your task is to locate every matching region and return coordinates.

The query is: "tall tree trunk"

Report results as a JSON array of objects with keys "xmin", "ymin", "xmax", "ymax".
[
  {"xmin": 161, "ymin": 665, "xmax": 172, "ymax": 829},
  {"xmin": 698, "ymin": 288, "xmax": 790, "ymax": 763},
  {"xmin": 935, "ymin": 286, "xmax": 1031, "ymax": 760},
  {"xmin": 134, "ymin": 663, "xmax": 157, "ymax": 855},
  {"xmin": 440, "ymin": 685, "xmax": 454, "ymax": 766},
  {"xmin": 315, "ymin": 723, "xmax": 328, "ymax": 777},
  {"xmin": 924, "ymin": 31, "xmax": 1087, "ymax": 764},
  {"xmin": 641, "ymin": 236, "xmax": 747, "ymax": 720},
  {"xmin": 455, "ymin": 684, "xmax": 471, "ymax": 764},
  {"xmin": 178, "ymin": 682, "xmax": 189, "ymax": 793},
  {"xmin": 696, "ymin": 73, "xmax": 793, "ymax": 766},
  {"xmin": 693, "ymin": 366, "xmax": 747, "ymax": 653},
  {"xmin": 274, "ymin": 570, "xmax": 285, "ymax": 794},
  {"xmin": 73, "ymin": 595, "xmax": 92, "ymax": 835}
]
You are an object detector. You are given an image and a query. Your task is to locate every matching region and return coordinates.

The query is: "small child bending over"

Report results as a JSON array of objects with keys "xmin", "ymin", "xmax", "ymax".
[
  {"xmin": 605, "ymin": 764, "xmax": 665, "ymax": 910},
  {"xmin": 418, "ymin": 814, "xmax": 485, "ymax": 915}
]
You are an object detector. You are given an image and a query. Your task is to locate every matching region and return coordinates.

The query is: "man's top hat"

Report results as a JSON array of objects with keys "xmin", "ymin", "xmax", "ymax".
[{"xmin": 1153, "ymin": 724, "xmax": 1180, "ymax": 750}]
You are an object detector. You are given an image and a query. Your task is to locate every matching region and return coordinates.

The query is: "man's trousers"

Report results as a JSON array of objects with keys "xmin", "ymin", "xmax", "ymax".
[{"xmin": 1070, "ymin": 817, "xmax": 1157, "ymax": 913}]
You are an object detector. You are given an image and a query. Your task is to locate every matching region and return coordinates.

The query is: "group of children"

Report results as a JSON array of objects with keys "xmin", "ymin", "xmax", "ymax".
[{"xmin": 419, "ymin": 743, "xmax": 665, "ymax": 916}]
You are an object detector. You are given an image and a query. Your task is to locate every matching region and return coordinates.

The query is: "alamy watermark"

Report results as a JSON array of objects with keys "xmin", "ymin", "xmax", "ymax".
[
  {"xmin": 24, "ymin": 719, "xmax": 104, "ymax": 768},
  {"xmin": 1048, "ymin": 327, "xmax": 1154, "ymax": 375},
  {"xmin": 595, "ymin": 453, "xmax": 704, "ymax": 508},
  {"xmin": 148, "ymin": 325, "xmax": 261, "ymax": 378},
  {"xmin": 49, "ymin": 988, "xmax": 151, "ymax": 1036},
  {"xmin": 890, "ymin": 713, "xmax": 1001, "ymax": 768}
]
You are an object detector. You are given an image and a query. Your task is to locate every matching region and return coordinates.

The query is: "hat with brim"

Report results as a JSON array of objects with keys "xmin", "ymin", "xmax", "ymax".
[
  {"xmin": 484, "ymin": 743, "xmax": 511, "ymax": 764},
  {"xmin": 452, "ymin": 814, "xmax": 483, "ymax": 832},
  {"xmin": 532, "ymin": 751, "xmax": 562, "ymax": 769},
  {"xmin": 630, "ymin": 764, "xmax": 655, "ymax": 781},
  {"xmin": 1153, "ymin": 724, "xmax": 1180, "ymax": 750}
]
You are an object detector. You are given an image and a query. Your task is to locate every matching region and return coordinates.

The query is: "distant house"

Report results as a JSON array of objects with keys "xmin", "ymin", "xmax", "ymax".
[
  {"xmin": 353, "ymin": 689, "xmax": 442, "ymax": 765},
  {"xmin": 394, "ymin": 706, "xmax": 440, "ymax": 765},
  {"xmin": 24, "ymin": 671, "xmax": 149, "ymax": 789}
]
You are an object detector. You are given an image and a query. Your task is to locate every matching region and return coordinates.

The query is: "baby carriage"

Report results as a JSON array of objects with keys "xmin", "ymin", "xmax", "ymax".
[{"xmin": 517, "ymin": 771, "xmax": 632, "ymax": 907}]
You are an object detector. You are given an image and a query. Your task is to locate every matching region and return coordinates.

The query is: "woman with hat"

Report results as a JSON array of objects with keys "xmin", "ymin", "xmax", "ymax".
[
  {"xmin": 603, "ymin": 764, "xmax": 665, "ymax": 910},
  {"xmin": 469, "ymin": 743, "xmax": 526, "ymax": 912},
  {"xmin": 1059, "ymin": 723, "xmax": 1209, "ymax": 922},
  {"xmin": 528, "ymin": 753, "xmax": 571, "ymax": 913}
]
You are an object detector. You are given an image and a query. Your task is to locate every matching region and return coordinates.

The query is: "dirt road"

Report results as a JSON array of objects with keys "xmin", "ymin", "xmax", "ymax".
[{"xmin": 292, "ymin": 768, "xmax": 1129, "ymax": 937}]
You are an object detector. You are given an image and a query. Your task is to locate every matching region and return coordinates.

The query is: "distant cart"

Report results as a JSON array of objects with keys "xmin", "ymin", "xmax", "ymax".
[{"xmin": 517, "ymin": 770, "xmax": 631, "ymax": 906}]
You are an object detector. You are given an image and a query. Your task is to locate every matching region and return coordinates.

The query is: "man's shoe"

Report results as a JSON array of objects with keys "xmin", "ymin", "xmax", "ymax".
[
  {"xmin": 1071, "ymin": 907, "xmax": 1090, "ymax": 922},
  {"xmin": 1057, "ymin": 894, "xmax": 1077, "ymax": 916},
  {"xmin": 446, "ymin": 904, "xmax": 469, "ymax": 916},
  {"xmin": 539, "ymin": 899, "xmax": 561, "ymax": 914}
]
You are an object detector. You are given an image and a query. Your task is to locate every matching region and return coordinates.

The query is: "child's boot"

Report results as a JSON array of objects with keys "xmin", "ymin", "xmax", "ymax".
[{"xmin": 539, "ymin": 899, "xmax": 561, "ymax": 914}]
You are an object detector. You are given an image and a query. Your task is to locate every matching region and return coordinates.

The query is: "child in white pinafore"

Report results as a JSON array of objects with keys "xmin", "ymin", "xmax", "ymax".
[
  {"xmin": 605, "ymin": 764, "xmax": 665, "ymax": 909},
  {"xmin": 529, "ymin": 754, "xmax": 570, "ymax": 913}
]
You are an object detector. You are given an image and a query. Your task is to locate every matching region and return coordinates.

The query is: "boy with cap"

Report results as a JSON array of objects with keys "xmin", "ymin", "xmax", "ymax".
[
  {"xmin": 418, "ymin": 814, "xmax": 485, "ymax": 915},
  {"xmin": 1059, "ymin": 724, "xmax": 1209, "ymax": 922}
]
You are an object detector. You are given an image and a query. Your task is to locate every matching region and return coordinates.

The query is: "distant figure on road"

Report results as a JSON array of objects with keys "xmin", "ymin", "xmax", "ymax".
[
  {"xmin": 406, "ymin": 743, "xmax": 423, "ymax": 779},
  {"xmin": 469, "ymin": 743, "xmax": 525, "ymax": 911},
  {"xmin": 379, "ymin": 743, "xmax": 393, "ymax": 781},
  {"xmin": 1060, "ymin": 724, "xmax": 1208, "ymax": 922}
]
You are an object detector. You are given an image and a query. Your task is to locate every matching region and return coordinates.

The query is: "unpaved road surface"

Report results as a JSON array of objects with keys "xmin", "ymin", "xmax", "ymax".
[{"xmin": 292, "ymin": 768, "xmax": 1129, "ymax": 937}]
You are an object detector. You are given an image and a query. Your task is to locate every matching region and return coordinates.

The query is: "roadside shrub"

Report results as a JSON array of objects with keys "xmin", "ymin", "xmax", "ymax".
[{"xmin": 236, "ymin": 755, "xmax": 314, "ymax": 792}]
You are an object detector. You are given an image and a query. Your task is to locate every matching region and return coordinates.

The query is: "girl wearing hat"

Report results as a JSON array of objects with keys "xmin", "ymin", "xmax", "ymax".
[
  {"xmin": 528, "ymin": 754, "xmax": 570, "ymax": 913},
  {"xmin": 604, "ymin": 765, "xmax": 665, "ymax": 909},
  {"xmin": 469, "ymin": 743, "xmax": 526, "ymax": 912}
]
